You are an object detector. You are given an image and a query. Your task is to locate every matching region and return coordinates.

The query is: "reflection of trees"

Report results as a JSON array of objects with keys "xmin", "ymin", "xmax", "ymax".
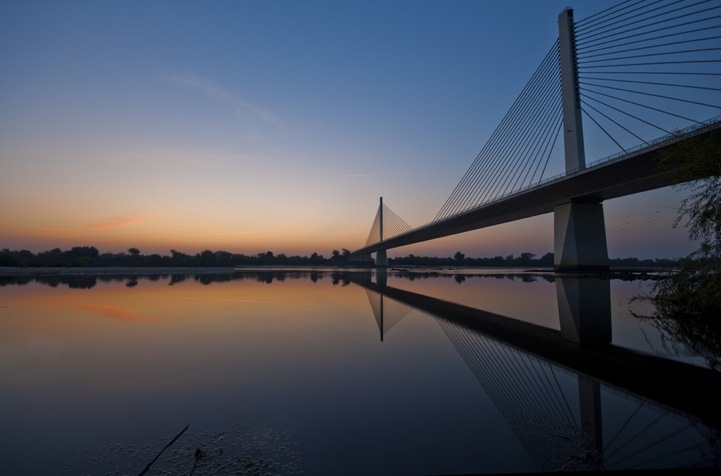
[
  {"xmin": 0, "ymin": 269, "xmax": 563, "ymax": 288},
  {"xmin": 0, "ymin": 276, "xmax": 33, "ymax": 286},
  {"xmin": 65, "ymin": 276, "xmax": 97, "ymax": 289},
  {"xmin": 0, "ymin": 271, "xmax": 321, "ymax": 288},
  {"xmin": 169, "ymin": 274, "xmax": 188, "ymax": 286},
  {"xmin": 0, "ymin": 269, "xmax": 663, "ymax": 290},
  {"xmin": 393, "ymin": 269, "xmax": 556, "ymax": 283},
  {"xmin": 0, "ymin": 275, "xmax": 98, "ymax": 289}
]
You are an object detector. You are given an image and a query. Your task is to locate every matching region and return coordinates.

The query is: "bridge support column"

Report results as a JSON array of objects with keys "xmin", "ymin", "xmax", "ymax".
[
  {"xmin": 375, "ymin": 249, "xmax": 388, "ymax": 267},
  {"xmin": 554, "ymin": 202, "xmax": 609, "ymax": 272},
  {"xmin": 555, "ymin": 8, "xmax": 609, "ymax": 273}
]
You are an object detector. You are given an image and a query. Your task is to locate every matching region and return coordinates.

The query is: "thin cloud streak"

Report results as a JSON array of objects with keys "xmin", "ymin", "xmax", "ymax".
[
  {"xmin": 168, "ymin": 74, "xmax": 279, "ymax": 126},
  {"xmin": 87, "ymin": 214, "xmax": 163, "ymax": 230},
  {"xmin": 337, "ymin": 173, "xmax": 408, "ymax": 178},
  {"xmin": 141, "ymin": 229, "xmax": 287, "ymax": 239}
]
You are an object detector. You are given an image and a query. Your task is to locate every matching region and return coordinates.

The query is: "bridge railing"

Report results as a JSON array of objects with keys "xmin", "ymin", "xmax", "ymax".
[{"xmin": 582, "ymin": 115, "xmax": 721, "ymax": 175}]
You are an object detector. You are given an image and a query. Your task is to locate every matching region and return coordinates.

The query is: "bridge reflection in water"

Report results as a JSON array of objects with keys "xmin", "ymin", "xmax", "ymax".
[{"xmin": 355, "ymin": 270, "xmax": 720, "ymax": 472}]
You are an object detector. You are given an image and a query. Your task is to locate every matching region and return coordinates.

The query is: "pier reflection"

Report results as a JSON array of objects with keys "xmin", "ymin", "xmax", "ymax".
[
  {"xmin": 556, "ymin": 276, "xmax": 611, "ymax": 348},
  {"xmin": 354, "ymin": 271, "xmax": 721, "ymax": 471}
]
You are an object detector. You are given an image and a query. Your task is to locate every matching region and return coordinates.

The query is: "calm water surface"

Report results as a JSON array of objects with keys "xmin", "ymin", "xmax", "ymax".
[{"xmin": 1, "ymin": 268, "xmax": 719, "ymax": 475}]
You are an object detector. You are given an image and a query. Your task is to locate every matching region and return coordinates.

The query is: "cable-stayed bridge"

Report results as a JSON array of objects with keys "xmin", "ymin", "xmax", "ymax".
[{"xmin": 350, "ymin": 0, "xmax": 721, "ymax": 270}]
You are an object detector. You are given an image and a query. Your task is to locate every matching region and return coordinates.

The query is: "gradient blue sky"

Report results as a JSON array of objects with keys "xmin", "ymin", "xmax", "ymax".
[{"xmin": 0, "ymin": 1, "xmax": 701, "ymax": 259}]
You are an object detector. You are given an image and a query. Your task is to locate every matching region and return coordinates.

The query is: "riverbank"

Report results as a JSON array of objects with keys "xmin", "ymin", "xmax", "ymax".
[{"xmin": 0, "ymin": 265, "xmax": 673, "ymax": 280}]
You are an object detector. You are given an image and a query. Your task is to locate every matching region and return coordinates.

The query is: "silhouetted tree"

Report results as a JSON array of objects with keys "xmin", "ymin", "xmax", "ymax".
[
  {"xmin": 309, "ymin": 252, "xmax": 324, "ymax": 264},
  {"xmin": 539, "ymin": 252, "xmax": 554, "ymax": 267},
  {"xmin": 518, "ymin": 252, "xmax": 535, "ymax": 264},
  {"xmin": 651, "ymin": 131, "xmax": 721, "ymax": 317},
  {"xmin": 632, "ymin": 131, "xmax": 721, "ymax": 370},
  {"xmin": 69, "ymin": 246, "xmax": 99, "ymax": 257}
]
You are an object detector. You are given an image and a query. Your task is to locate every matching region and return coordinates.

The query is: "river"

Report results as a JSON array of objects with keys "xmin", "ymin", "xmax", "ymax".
[{"xmin": 0, "ymin": 267, "xmax": 719, "ymax": 474}]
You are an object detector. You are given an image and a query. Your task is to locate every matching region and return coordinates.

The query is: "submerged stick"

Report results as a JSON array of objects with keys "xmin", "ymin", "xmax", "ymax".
[{"xmin": 138, "ymin": 424, "xmax": 189, "ymax": 476}]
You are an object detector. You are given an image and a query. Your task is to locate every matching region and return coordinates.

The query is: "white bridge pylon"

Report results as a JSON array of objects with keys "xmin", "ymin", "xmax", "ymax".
[
  {"xmin": 360, "ymin": 197, "xmax": 414, "ymax": 267},
  {"xmin": 554, "ymin": 7, "xmax": 608, "ymax": 271}
]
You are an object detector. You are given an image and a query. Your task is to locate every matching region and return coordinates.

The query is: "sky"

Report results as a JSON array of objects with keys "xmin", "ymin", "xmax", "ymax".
[{"xmin": 0, "ymin": 0, "xmax": 703, "ymax": 260}]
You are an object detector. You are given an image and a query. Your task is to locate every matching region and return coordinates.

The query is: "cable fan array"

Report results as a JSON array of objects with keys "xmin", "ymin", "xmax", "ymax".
[
  {"xmin": 434, "ymin": 42, "xmax": 563, "ymax": 222},
  {"xmin": 575, "ymin": 0, "xmax": 721, "ymax": 151},
  {"xmin": 365, "ymin": 201, "xmax": 414, "ymax": 246},
  {"xmin": 434, "ymin": 0, "xmax": 721, "ymax": 224}
]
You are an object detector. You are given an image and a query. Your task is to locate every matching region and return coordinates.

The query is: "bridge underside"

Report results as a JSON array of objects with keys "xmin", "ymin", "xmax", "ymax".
[{"xmin": 352, "ymin": 124, "xmax": 720, "ymax": 268}]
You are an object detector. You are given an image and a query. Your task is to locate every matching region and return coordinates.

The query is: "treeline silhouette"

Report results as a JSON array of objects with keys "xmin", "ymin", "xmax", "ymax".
[
  {"xmin": 1, "ymin": 246, "xmax": 683, "ymax": 268},
  {"xmin": 1, "ymin": 246, "xmax": 335, "ymax": 268}
]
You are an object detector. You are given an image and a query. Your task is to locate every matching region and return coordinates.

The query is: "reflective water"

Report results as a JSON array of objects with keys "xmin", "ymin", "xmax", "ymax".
[{"xmin": 1, "ymin": 268, "xmax": 719, "ymax": 475}]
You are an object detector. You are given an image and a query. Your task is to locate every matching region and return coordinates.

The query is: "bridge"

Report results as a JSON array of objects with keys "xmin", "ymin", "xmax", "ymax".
[{"xmin": 350, "ymin": 0, "xmax": 721, "ymax": 270}]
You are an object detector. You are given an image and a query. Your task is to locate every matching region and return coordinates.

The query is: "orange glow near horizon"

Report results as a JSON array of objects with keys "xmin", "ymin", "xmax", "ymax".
[
  {"xmin": 0, "ymin": 200, "xmax": 368, "ymax": 257},
  {"xmin": 0, "ymin": 182, "xmax": 694, "ymax": 260},
  {"xmin": 1, "ymin": 276, "xmax": 364, "ymax": 333}
]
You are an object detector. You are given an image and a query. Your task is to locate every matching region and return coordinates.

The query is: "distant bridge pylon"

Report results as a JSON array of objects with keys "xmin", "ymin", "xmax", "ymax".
[{"xmin": 359, "ymin": 197, "xmax": 413, "ymax": 266}]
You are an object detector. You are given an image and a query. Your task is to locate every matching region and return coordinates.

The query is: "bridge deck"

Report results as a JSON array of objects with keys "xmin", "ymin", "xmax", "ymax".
[
  {"xmin": 356, "ymin": 278, "xmax": 721, "ymax": 428},
  {"xmin": 354, "ymin": 120, "xmax": 720, "ymax": 255}
]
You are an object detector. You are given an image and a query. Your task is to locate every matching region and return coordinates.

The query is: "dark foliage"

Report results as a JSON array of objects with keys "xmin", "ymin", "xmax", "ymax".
[
  {"xmin": 1, "ymin": 247, "xmax": 683, "ymax": 269},
  {"xmin": 633, "ymin": 129, "xmax": 721, "ymax": 370}
]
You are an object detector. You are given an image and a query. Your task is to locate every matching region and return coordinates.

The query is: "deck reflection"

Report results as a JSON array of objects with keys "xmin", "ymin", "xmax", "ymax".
[{"xmin": 352, "ymin": 270, "xmax": 720, "ymax": 471}]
